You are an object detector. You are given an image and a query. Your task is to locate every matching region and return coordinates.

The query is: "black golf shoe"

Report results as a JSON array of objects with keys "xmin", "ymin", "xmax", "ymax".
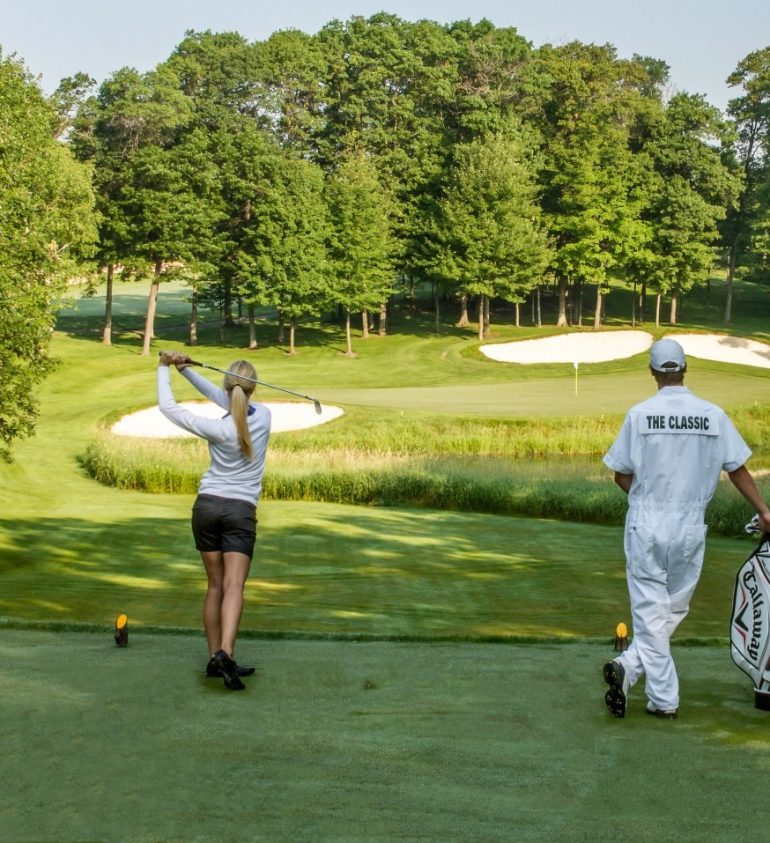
[
  {"xmin": 603, "ymin": 659, "xmax": 630, "ymax": 718},
  {"xmin": 205, "ymin": 657, "xmax": 255, "ymax": 678},
  {"xmin": 212, "ymin": 649, "xmax": 246, "ymax": 691}
]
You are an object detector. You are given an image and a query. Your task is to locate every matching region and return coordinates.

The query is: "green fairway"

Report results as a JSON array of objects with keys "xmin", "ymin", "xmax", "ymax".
[
  {"xmin": 0, "ymin": 276, "xmax": 764, "ymax": 641},
  {"xmin": 1, "ymin": 630, "xmax": 768, "ymax": 843},
  {"xmin": 3, "ymin": 277, "xmax": 770, "ymax": 841},
  {"xmin": 0, "ymin": 498, "xmax": 751, "ymax": 641}
]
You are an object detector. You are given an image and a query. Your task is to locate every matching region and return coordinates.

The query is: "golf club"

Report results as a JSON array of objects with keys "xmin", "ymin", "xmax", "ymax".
[{"xmin": 166, "ymin": 354, "xmax": 323, "ymax": 414}]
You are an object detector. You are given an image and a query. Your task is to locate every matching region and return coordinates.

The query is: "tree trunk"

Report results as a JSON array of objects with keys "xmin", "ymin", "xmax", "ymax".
[
  {"xmin": 576, "ymin": 280, "xmax": 583, "ymax": 327},
  {"xmin": 222, "ymin": 278, "xmax": 235, "ymax": 327},
  {"xmin": 345, "ymin": 309, "xmax": 354, "ymax": 356},
  {"xmin": 536, "ymin": 287, "xmax": 542, "ymax": 327},
  {"xmin": 655, "ymin": 293, "xmax": 662, "ymax": 327},
  {"xmin": 361, "ymin": 309, "xmax": 369, "ymax": 339},
  {"xmin": 514, "ymin": 302, "xmax": 520, "ymax": 327},
  {"xmin": 248, "ymin": 303, "xmax": 257, "ymax": 349},
  {"xmin": 457, "ymin": 293, "xmax": 470, "ymax": 327},
  {"xmin": 102, "ymin": 263, "xmax": 113, "ymax": 346},
  {"xmin": 189, "ymin": 289, "xmax": 199, "ymax": 346},
  {"xmin": 478, "ymin": 294, "xmax": 489, "ymax": 341},
  {"xmin": 669, "ymin": 294, "xmax": 678, "ymax": 325},
  {"xmin": 593, "ymin": 283, "xmax": 602, "ymax": 330},
  {"xmin": 141, "ymin": 261, "xmax": 162, "ymax": 356},
  {"xmin": 277, "ymin": 310, "xmax": 285, "ymax": 344},
  {"xmin": 556, "ymin": 277, "xmax": 569, "ymax": 326},
  {"xmin": 724, "ymin": 242, "xmax": 736, "ymax": 325},
  {"xmin": 378, "ymin": 301, "xmax": 387, "ymax": 336},
  {"xmin": 631, "ymin": 281, "xmax": 637, "ymax": 327},
  {"xmin": 289, "ymin": 317, "xmax": 297, "ymax": 355}
]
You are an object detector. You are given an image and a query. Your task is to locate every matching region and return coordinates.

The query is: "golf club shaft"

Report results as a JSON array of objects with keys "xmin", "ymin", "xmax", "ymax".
[{"xmin": 187, "ymin": 359, "xmax": 322, "ymax": 412}]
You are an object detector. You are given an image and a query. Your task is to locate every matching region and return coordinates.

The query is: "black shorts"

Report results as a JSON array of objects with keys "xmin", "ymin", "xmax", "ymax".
[{"xmin": 191, "ymin": 494, "xmax": 257, "ymax": 559}]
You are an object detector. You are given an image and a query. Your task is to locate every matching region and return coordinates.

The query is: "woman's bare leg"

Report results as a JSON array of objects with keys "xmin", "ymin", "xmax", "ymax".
[
  {"xmin": 200, "ymin": 550, "xmax": 224, "ymax": 656},
  {"xmin": 220, "ymin": 551, "xmax": 251, "ymax": 657}
]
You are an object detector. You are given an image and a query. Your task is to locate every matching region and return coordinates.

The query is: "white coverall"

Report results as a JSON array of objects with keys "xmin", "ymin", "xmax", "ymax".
[{"xmin": 604, "ymin": 385, "xmax": 751, "ymax": 710}]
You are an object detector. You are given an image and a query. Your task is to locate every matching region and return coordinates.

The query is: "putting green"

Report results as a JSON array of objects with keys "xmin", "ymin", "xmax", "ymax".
[{"xmin": 321, "ymin": 362, "xmax": 770, "ymax": 416}]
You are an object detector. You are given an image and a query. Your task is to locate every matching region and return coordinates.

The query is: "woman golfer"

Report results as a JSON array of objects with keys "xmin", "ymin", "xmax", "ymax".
[{"xmin": 157, "ymin": 351, "xmax": 271, "ymax": 690}]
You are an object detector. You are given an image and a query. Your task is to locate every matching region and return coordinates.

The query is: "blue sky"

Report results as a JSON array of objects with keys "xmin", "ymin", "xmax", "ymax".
[{"xmin": 1, "ymin": 0, "xmax": 767, "ymax": 112}]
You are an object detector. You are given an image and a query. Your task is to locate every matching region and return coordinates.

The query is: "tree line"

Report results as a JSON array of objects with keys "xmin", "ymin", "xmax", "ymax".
[{"xmin": 1, "ymin": 16, "xmax": 769, "ymax": 455}]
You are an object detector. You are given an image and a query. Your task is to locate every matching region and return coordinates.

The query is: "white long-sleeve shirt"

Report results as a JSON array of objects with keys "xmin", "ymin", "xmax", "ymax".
[
  {"xmin": 157, "ymin": 366, "xmax": 271, "ymax": 504},
  {"xmin": 604, "ymin": 385, "xmax": 750, "ymax": 513}
]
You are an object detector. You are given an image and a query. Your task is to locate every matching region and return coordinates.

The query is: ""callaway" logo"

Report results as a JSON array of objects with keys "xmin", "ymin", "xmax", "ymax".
[{"xmin": 736, "ymin": 568, "xmax": 766, "ymax": 662}]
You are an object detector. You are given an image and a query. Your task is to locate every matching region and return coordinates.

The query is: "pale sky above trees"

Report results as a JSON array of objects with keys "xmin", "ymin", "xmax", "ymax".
[{"xmin": 1, "ymin": 0, "xmax": 767, "ymax": 113}]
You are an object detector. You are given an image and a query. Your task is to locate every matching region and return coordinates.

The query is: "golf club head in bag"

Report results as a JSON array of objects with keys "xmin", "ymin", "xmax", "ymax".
[{"xmin": 731, "ymin": 522, "xmax": 770, "ymax": 710}]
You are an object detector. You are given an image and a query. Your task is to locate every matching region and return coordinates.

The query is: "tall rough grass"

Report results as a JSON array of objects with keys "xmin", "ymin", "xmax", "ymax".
[
  {"xmin": 275, "ymin": 403, "xmax": 770, "ymax": 457},
  {"xmin": 270, "ymin": 413, "xmax": 625, "ymax": 457},
  {"xmin": 80, "ymin": 433, "xmax": 763, "ymax": 537},
  {"xmin": 80, "ymin": 436, "xmax": 206, "ymax": 494}
]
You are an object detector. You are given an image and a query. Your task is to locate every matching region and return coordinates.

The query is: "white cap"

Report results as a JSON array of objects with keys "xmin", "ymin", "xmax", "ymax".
[{"xmin": 650, "ymin": 338, "xmax": 686, "ymax": 373}]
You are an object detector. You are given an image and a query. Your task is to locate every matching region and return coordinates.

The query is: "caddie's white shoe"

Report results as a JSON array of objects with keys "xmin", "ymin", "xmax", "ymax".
[
  {"xmin": 603, "ymin": 659, "xmax": 630, "ymax": 718},
  {"xmin": 646, "ymin": 701, "xmax": 678, "ymax": 720}
]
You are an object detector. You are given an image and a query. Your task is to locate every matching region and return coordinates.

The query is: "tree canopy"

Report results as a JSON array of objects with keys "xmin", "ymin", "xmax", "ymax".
[
  {"xmin": 1, "ymin": 17, "xmax": 767, "ymax": 456},
  {"xmin": 0, "ymin": 52, "xmax": 96, "ymax": 459}
]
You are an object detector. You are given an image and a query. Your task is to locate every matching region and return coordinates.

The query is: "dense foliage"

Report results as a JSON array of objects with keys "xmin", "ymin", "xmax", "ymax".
[
  {"xmin": 0, "ymin": 53, "xmax": 96, "ymax": 460},
  {"xmin": 58, "ymin": 18, "xmax": 767, "ymax": 347},
  {"xmin": 1, "ymin": 19, "xmax": 769, "ymax": 456}
]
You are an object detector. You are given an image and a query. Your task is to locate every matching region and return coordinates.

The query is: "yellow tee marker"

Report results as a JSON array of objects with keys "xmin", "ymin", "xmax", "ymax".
[
  {"xmin": 114, "ymin": 614, "xmax": 129, "ymax": 648},
  {"xmin": 614, "ymin": 621, "xmax": 629, "ymax": 652}
]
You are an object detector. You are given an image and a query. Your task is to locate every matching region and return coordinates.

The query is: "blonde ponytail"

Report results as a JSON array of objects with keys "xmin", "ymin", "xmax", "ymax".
[{"xmin": 223, "ymin": 360, "xmax": 257, "ymax": 459}]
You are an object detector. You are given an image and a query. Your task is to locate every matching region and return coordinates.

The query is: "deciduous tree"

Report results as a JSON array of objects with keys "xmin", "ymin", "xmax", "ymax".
[
  {"xmin": 0, "ymin": 53, "xmax": 96, "ymax": 459},
  {"xmin": 327, "ymin": 151, "xmax": 396, "ymax": 355},
  {"xmin": 436, "ymin": 131, "xmax": 550, "ymax": 339},
  {"xmin": 723, "ymin": 46, "xmax": 770, "ymax": 319}
]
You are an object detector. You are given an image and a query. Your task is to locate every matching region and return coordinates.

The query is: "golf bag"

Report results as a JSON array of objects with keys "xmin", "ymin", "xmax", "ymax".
[{"xmin": 730, "ymin": 522, "xmax": 770, "ymax": 709}]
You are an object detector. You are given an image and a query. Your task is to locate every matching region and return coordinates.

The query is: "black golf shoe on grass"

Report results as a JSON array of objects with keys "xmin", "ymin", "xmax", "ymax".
[
  {"xmin": 212, "ymin": 649, "xmax": 246, "ymax": 691},
  {"xmin": 205, "ymin": 657, "xmax": 255, "ymax": 678},
  {"xmin": 603, "ymin": 659, "xmax": 630, "ymax": 718}
]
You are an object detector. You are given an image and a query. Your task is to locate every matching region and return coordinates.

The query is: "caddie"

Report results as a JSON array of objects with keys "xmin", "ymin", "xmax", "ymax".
[{"xmin": 602, "ymin": 337, "xmax": 770, "ymax": 719}]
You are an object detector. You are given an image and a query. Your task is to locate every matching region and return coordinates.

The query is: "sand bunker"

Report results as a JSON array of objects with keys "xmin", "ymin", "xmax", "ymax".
[
  {"xmin": 112, "ymin": 401, "xmax": 344, "ymax": 438},
  {"xmin": 670, "ymin": 334, "xmax": 770, "ymax": 369},
  {"xmin": 480, "ymin": 330, "xmax": 770, "ymax": 369},
  {"xmin": 480, "ymin": 331, "xmax": 654, "ymax": 364}
]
